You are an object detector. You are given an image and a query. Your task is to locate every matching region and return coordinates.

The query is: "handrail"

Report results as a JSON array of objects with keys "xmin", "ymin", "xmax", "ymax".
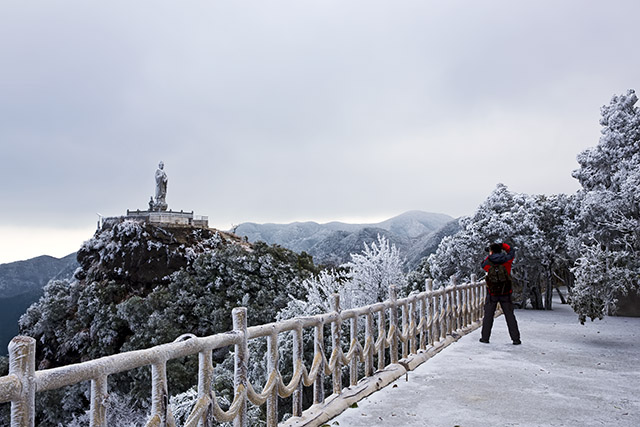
[{"xmin": 0, "ymin": 275, "xmax": 486, "ymax": 427}]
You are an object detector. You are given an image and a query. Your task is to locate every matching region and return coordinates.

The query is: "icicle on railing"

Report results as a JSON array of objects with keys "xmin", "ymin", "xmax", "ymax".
[{"xmin": 0, "ymin": 277, "xmax": 485, "ymax": 427}]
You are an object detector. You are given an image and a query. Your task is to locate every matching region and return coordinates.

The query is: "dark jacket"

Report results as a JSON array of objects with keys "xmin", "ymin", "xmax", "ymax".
[{"xmin": 482, "ymin": 243, "xmax": 515, "ymax": 295}]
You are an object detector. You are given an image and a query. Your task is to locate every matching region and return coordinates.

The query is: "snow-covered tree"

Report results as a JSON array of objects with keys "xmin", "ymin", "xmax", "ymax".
[
  {"xmin": 570, "ymin": 89, "xmax": 640, "ymax": 323},
  {"xmin": 427, "ymin": 184, "xmax": 574, "ymax": 309},
  {"xmin": 343, "ymin": 234, "xmax": 405, "ymax": 306},
  {"xmin": 279, "ymin": 234, "xmax": 405, "ymax": 316}
]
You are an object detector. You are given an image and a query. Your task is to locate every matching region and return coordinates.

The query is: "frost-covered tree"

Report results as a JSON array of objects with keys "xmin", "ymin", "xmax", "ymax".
[
  {"xmin": 343, "ymin": 234, "xmax": 405, "ymax": 306},
  {"xmin": 277, "ymin": 269, "xmax": 346, "ymax": 318},
  {"xmin": 66, "ymin": 393, "xmax": 147, "ymax": 427},
  {"xmin": 0, "ymin": 356, "xmax": 7, "ymax": 423},
  {"xmin": 427, "ymin": 184, "xmax": 574, "ymax": 309},
  {"xmin": 570, "ymin": 89, "xmax": 640, "ymax": 323}
]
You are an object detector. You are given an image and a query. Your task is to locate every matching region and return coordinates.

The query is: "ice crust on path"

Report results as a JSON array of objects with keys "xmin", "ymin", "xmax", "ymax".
[{"xmin": 331, "ymin": 297, "xmax": 640, "ymax": 427}]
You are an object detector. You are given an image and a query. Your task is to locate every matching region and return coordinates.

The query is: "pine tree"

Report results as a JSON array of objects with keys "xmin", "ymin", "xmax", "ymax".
[{"xmin": 570, "ymin": 89, "xmax": 640, "ymax": 323}]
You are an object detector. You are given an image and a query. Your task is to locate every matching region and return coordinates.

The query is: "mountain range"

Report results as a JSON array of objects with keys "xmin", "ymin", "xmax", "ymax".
[
  {"xmin": 0, "ymin": 253, "xmax": 78, "ymax": 355},
  {"xmin": 235, "ymin": 210, "xmax": 460, "ymax": 268}
]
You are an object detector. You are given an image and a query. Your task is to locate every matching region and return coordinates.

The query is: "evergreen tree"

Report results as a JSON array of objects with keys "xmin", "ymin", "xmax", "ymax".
[
  {"xmin": 570, "ymin": 89, "xmax": 640, "ymax": 323},
  {"xmin": 427, "ymin": 184, "xmax": 573, "ymax": 309}
]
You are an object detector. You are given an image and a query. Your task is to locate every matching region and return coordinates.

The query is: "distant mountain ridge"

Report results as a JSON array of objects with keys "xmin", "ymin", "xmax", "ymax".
[
  {"xmin": 0, "ymin": 253, "xmax": 78, "ymax": 355},
  {"xmin": 0, "ymin": 253, "xmax": 78, "ymax": 298},
  {"xmin": 235, "ymin": 211, "xmax": 460, "ymax": 268}
]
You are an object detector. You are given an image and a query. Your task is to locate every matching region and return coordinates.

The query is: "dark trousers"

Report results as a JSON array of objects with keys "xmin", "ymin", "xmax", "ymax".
[{"xmin": 481, "ymin": 294, "xmax": 520, "ymax": 342}]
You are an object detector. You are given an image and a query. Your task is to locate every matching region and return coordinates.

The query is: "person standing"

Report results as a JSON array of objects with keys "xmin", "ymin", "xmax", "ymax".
[{"xmin": 480, "ymin": 242, "xmax": 521, "ymax": 345}]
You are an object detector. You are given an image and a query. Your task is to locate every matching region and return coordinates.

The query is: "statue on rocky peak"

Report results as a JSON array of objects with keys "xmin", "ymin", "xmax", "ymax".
[{"xmin": 152, "ymin": 161, "xmax": 168, "ymax": 211}]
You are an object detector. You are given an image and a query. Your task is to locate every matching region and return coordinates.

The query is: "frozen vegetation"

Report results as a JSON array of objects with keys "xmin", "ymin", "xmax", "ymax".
[{"xmin": 1, "ymin": 89, "xmax": 638, "ymax": 425}]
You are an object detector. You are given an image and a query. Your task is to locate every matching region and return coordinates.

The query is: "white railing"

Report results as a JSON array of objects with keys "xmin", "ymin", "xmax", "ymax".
[{"xmin": 0, "ymin": 276, "xmax": 486, "ymax": 427}]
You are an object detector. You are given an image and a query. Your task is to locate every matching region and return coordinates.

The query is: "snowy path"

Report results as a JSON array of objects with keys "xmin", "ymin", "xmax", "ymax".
[{"xmin": 330, "ymin": 298, "xmax": 640, "ymax": 427}]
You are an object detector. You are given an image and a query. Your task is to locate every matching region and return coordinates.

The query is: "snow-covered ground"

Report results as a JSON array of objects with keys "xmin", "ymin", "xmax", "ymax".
[{"xmin": 331, "ymin": 296, "xmax": 640, "ymax": 427}]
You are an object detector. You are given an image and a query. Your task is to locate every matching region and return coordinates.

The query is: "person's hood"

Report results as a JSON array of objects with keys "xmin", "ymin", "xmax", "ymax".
[{"xmin": 488, "ymin": 253, "xmax": 509, "ymax": 264}]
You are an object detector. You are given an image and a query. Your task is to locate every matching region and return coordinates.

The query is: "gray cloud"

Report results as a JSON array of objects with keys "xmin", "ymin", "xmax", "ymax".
[{"xmin": 1, "ymin": 0, "xmax": 639, "ymax": 261}]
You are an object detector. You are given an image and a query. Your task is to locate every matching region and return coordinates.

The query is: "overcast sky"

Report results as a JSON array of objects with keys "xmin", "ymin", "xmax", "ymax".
[{"xmin": 1, "ymin": 0, "xmax": 638, "ymax": 264}]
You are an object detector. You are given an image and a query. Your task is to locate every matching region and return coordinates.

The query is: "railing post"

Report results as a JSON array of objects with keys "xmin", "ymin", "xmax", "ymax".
[
  {"xmin": 426, "ymin": 279, "xmax": 435, "ymax": 346},
  {"xmin": 9, "ymin": 336, "xmax": 36, "ymax": 427},
  {"xmin": 364, "ymin": 311, "xmax": 374, "ymax": 377},
  {"xmin": 349, "ymin": 316, "xmax": 358, "ymax": 386},
  {"xmin": 461, "ymin": 283, "xmax": 468, "ymax": 327},
  {"xmin": 435, "ymin": 286, "xmax": 447, "ymax": 341},
  {"xmin": 419, "ymin": 293, "xmax": 427, "ymax": 350},
  {"xmin": 330, "ymin": 294, "xmax": 342, "ymax": 395},
  {"xmin": 232, "ymin": 307, "xmax": 248, "ymax": 427},
  {"xmin": 409, "ymin": 300, "xmax": 417, "ymax": 355},
  {"xmin": 266, "ymin": 333, "xmax": 278, "ymax": 426},
  {"xmin": 151, "ymin": 361, "xmax": 174, "ymax": 426},
  {"xmin": 313, "ymin": 323, "xmax": 325, "ymax": 405},
  {"xmin": 470, "ymin": 274, "xmax": 478, "ymax": 323},
  {"xmin": 377, "ymin": 309, "xmax": 386, "ymax": 371},
  {"xmin": 450, "ymin": 276, "xmax": 458, "ymax": 333},
  {"xmin": 198, "ymin": 350, "xmax": 213, "ymax": 427},
  {"xmin": 292, "ymin": 324, "xmax": 303, "ymax": 417},
  {"xmin": 90, "ymin": 375, "xmax": 108, "ymax": 427},
  {"xmin": 464, "ymin": 278, "xmax": 471, "ymax": 326},
  {"xmin": 388, "ymin": 285, "xmax": 399, "ymax": 364},
  {"xmin": 400, "ymin": 302, "xmax": 408, "ymax": 358}
]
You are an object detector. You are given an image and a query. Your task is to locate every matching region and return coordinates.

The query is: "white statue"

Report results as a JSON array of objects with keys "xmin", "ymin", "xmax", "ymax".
[{"xmin": 153, "ymin": 161, "xmax": 168, "ymax": 211}]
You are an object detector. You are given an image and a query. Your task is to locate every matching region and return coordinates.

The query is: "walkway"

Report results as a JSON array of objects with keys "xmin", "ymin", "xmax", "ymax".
[{"xmin": 330, "ymin": 297, "xmax": 640, "ymax": 427}]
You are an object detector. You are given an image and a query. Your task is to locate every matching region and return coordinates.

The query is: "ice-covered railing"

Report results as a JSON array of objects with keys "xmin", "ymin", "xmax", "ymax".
[{"xmin": 0, "ymin": 276, "xmax": 486, "ymax": 427}]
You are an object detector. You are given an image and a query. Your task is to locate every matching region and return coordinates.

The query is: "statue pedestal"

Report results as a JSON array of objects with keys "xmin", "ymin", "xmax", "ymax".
[
  {"xmin": 152, "ymin": 201, "xmax": 168, "ymax": 212},
  {"xmin": 124, "ymin": 209, "xmax": 209, "ymax": 228}
]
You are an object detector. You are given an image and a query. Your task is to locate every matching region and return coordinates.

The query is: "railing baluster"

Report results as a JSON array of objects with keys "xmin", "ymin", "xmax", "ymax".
[
  {"xmin": 440, "ymin": 286, "xmax": 447, "ymax": 340},
  {"xmin": 266, "ymin": 333, "xmax": 278, "ymax": 426},
  {"xmin": 232, "ymin": 307, "xmax": 248, "ymax": 427},
  {"xmin": 419, "ymin": 294, "xmax": 427, "ymax": 351},
  {"xmin": 90, "ymin": 375, "xmax": 108, "ymax": 427},
  {"xmin": 330, "ymin": 294, "xmax": 342, "ymax": 395},
  {"xmin": 292, "ymin": 323, "xmax": 303, "ymax": 417},
  {"xmin": 8, "ymin": 336, "xmax": 36, "ymax": 427},
  {"xmin": 460, "ymin": 284, "xmax": 467, "ymax": 327},
  {"xmin": 470, "ymin": 274, "xmax": 478, "ymax": 323},
  {"xmin": 388, "ymin": 286, "xmax": 399, "ymax": 364},
  {"xmin": 377, "ymin": 309, "xmax": 386, "ymax": 371},
  {"xmin": 401, "ymin": 301, "xmax": 408, "ymax": 358},
  {"xmin": 409, "ymin": 300, "xmax": 417, "ymax": 355},
  {"xmin": 426, "ymin": 279, "xmax": 434, "ymax": 346},
  {"xmin": 448, "ymin": 281, "xmax": 453, "ymax": 334},
  {"xmin": 450, "ymin": 277, "xmax": 458, "ymax": 333},
  {"xmin": 313, "ymin": 322, "xmax": 325, "ymax": 405},
  {"xmin": 151, "ymin": 361, "xmax": 175, "ymax": 426},
  {"xmin": 466, "ymin": 283, "xmax": 472, "ymax": 326},
  {"xmin": 349, "ymin": 316, "xmax": 358, "ymax": 386},
  {"xmin": 198, "ymin": 350, "xmax": 213, "ymax": 427},
  {"xmin": 364, "ymin": 312, "xmax": 374, "ymax": 377}
]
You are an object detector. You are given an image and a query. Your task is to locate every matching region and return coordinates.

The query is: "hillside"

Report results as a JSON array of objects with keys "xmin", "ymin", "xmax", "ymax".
[
  {"xmin": 235, "ymin": 210, "xmax": 458, "ymax": 268},
  {"xmin": 10, "ymin": 218, "xmax": 316, "ymax": 425},
  {"xmin": 0, "ymin": 253, "xmax": 78, "ymax": 355},
  {"xmin": 0, "ymin": 253, "xmax": 78, "ymax": 298},
  {"xmin": 19, "ymin": 218, "xmax": 315, "ymax": 368}
]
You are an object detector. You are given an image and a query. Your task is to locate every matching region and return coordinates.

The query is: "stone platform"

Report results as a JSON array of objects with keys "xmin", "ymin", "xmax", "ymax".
[{"xmin": 124, "ymin": 209, "xmax": 209, "ymax": 227}]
